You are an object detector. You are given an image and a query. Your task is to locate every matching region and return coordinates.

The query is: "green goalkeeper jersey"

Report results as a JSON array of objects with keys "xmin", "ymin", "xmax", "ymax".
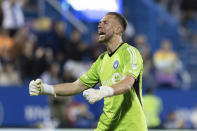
[{"xmin": 79, "ymin": 43, "xmax": 147, "ymax": 131}]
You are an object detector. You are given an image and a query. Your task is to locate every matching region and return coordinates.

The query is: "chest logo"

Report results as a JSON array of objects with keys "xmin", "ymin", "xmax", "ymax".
[
  {"xmin": 112, "ymin": 73, "xmax": 121, "ymax": 84},
  {"xmin": 113, "ymin": 60, "xmax": 119, "ymax": 69}
]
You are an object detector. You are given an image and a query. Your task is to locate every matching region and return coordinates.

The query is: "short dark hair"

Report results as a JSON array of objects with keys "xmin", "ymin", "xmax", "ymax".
[{"xmin": 106, "ymin": 12, "xmax": 128, "ymax": 33}]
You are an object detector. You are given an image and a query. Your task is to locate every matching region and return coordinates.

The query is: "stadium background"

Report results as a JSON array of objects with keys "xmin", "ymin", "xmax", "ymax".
[{"xmin": 0, "ymin": 0, "xmax": 197, "ymax": 130}]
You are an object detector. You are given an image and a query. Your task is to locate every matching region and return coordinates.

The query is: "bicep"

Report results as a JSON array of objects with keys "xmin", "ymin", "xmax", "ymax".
[{"xmin": 79, "ymin": 60, "xmax": 100, "ymax": 88}]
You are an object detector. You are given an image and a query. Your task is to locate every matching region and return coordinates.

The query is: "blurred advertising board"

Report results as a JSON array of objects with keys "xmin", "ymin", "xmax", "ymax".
[{"xmin": 0, "ymin": 86, "xmax": 50, "ymax": 127}]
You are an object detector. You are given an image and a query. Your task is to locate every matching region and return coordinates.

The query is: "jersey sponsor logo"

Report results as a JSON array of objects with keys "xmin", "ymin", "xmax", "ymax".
[
  {"xmin": 101, "ymin": 73, "xmax": 123, "ymax": 85},
  {"xmin": 113, "ymin": 60, "xmax": 119, "ymax": 69},
  {"xmin": 112, "ymin": 73, "xmax": 121, "ymax": 84}
]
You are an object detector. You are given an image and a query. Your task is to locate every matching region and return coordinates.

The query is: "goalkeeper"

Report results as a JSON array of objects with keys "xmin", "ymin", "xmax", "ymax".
[{"xmin": 29, "ymin": 12, "xmax": 147, "ymax": 131}]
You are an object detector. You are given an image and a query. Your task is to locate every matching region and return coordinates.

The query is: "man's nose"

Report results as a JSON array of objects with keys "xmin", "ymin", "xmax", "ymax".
[{"xmin": 98, "ymin": 23, "xmax": 103, "ymax": 28}]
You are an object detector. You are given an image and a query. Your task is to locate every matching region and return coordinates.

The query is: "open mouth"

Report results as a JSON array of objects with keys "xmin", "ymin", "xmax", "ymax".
[{"xmin": 98, "ymin": 32, "xmax": 105, "ymax": 36}]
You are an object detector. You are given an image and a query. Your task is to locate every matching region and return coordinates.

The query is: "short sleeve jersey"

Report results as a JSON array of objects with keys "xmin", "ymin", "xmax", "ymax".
[{"xmin": 79, "ymin": 43, "xmax": 147, "ymax": 131}]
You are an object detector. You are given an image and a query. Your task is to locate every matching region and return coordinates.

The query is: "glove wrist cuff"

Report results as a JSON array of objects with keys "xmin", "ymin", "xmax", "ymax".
[
  {"xmin": 43, "ymin": 84, "xmax": 56, "ymax": 97},
  {"xmin": 100, "ymin": 86, "xmax": 114, "ymax": 97}
]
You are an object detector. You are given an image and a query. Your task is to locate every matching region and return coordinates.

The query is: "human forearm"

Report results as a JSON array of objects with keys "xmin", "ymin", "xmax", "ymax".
[
  {"xmin": 29, "ymin": 79, "xmax": 88, "ymax": 97},
  {"xmin": 111, "ymin": 75, "xmax": 135, "ymax": 95},
  {"xmin": 83, "ymin": 75, "xmax": 135, "ymax": 104},
  {"xmin": 53, "ymin": 80, "xmax": 87, "ymax": 96}
]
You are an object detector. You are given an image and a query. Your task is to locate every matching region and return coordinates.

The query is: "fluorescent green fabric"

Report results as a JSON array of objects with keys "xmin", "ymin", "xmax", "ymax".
[{"xmin": 79, "ymin": 43, "xmax": 147, "ymax": 131}]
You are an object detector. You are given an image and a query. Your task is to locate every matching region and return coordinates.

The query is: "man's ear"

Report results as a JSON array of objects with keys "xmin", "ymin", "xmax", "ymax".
[{"xmin": 115, "ymin": 26, "xmax": 123, "ymax": 34}]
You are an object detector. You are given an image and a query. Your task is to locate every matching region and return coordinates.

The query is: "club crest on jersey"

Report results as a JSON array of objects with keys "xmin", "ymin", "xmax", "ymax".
[{"xmin": 113, "ymin": 60, "xmax": 119, "ymax": 69}]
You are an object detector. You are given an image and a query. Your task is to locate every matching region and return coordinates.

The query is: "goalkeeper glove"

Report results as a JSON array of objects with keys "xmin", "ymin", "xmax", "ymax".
[
  {"xmin": 83, "ymin": 86, "xmax": 114, "ymax": 104},
  {"xmin": 29, "ymin": 79, "xmax": 56, "ymax": 97}
]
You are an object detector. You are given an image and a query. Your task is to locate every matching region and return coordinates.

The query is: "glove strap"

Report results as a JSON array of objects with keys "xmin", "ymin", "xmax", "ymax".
[
  {"xmin": 43, "ymin": 84, "xmax": 56, "ymax": 97},
  {"xmin": 99, "ymin": 86, "xmax": 114, "ymax": 97}
]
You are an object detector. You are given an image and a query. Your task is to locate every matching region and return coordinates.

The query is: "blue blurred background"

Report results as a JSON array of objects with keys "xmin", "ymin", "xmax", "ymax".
[{"xmin": 0, "ymin": 0, "xmax": 197, "ymax": 130}]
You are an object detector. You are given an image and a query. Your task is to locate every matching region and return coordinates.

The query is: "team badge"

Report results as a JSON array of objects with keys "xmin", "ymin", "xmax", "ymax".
[{"xmin": 113, "ymin": 60, "xmax": 119, "ymax": 69}]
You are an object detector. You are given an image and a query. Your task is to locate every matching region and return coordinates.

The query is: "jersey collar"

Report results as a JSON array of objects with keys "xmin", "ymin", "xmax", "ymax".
[{"xmin": 108, "ymin": 42, "xmax": 125, "ymax": 57}]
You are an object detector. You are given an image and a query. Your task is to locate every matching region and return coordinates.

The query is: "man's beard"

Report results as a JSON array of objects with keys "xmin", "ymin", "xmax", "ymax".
[{"xmin": 98, "ymin": 34, "xmax": 113, "ymax": 43}]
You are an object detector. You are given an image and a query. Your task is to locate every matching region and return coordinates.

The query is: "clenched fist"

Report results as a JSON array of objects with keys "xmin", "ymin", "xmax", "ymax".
[
  {"xmin": 29, "ymin": 79, "xmax": 55, "ymax": 96},
  {"xmin": 83, "ymin": 86, "xmax": 114, "ymax": 104}
]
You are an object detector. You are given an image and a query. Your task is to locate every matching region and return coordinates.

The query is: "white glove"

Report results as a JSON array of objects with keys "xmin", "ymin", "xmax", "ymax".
[
  {"xmin": 83, "ymin": 86, "xmax": 114, "ymax": 104},
  {"xmin": 29, "ymin": 79, "xmax": 56, "ymax": 97}
]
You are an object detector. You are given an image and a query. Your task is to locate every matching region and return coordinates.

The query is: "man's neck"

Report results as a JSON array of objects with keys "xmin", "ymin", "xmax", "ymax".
[{"xmin": 106, "ymin": 36, "xmax": 123, "ymax": 54}]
